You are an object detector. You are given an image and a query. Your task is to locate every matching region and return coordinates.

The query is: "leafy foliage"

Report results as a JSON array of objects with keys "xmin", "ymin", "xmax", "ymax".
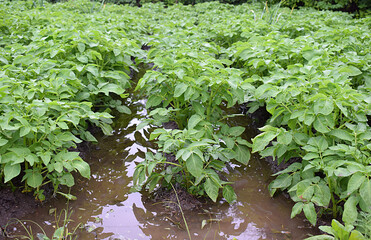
[{"xmin": 0, "ymin": 0, "xmax": 145, "ymax": 199}]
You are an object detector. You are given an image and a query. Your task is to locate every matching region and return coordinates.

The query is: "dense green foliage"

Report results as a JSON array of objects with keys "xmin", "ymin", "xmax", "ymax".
[
  {"xmin": 1, "ymin": 0, "xmax": 370, "ymax": 238},
  {"xmin": 0, "ymin": 0, "xmax": 145, "ymax": 199}
]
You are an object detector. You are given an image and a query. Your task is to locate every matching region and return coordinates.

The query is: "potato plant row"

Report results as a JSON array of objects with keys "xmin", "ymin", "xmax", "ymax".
[{"xmin": 0, "ymin": 0, "xmax": 146, "ymax": 200}]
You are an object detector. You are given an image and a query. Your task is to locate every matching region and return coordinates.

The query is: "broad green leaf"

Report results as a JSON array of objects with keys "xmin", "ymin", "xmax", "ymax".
[
  {"xmin": 312, "ymin": 183, "xmax": 331, "ymax": 207},
  {"xmin": 233, "ymin": 144, "xmax": 250, "ymax": 165},
  {"xmin": 26, "ymin": 170, "xmax": 43, "ymax": 188},
  {"xmin": 277, "ymin": 131, "xmax": 292, "ymax": 145},
  {"xmin": 72, "ymin": 160, "xmax": 91, "ymax": 179},
  {"xmin": 25, "ymin": 154, "xmax": 38, "ymax": 166},
  {"xmin": 77, "ymin": 42, "xmax": 85, "ymax": 53},
  {"xmin": 86, "ymin": 65, "xmax": 99, "ymax": 77},
  {"xmin": 338, "ymin": 65, "xmax": 362, "ymax": 77},
  {"xmin": 186, "ymin": 153, "xmax": 203, "ymax": 178},
  {"xmin": 174, "ymin": 83, "xmax": 188, "ymax": 97},
  {"xmin": 296, "ymin": 182, "xmax": 314, "ymax": 201},
  {"xmin": 4, "ymin": 163, "xmax": 21, "ymax": 183},
  {"xmin": 146, "ymin": 95, "xmax": 163, "ymax": 108},
  {"xmin": 188, "ymin": 115, "xmax": 202, "ymax": 129},
  {"xmin": 270, "ymin": 173, "xmax": 292, "ymax": 189},
  {"xmin": 331, "ymin": 219, "xmax": 351, "ymax": 240},
  {"xmin": 59, "ymin": 173, "xmax": 75, "ymax": 187},
  {"xmin": 228, "ymin": 126, "xmax": 245, "ymax": 137},
  {"xmin": 303, "ymin": 202, "xmax": 317, "ymax": 226},
  {"xmin": 0, "ymin": 138, "xmax": 8, "ymax": 146},
  {"xmin": 14, "ymin": 55, "xmax": 37, "ymax": 66},
  {"xmin": 349, "ymin": 230, "xmax": 366, "ymax": 240},
  {"xmin": 0, "ymin": 56, "xmax": 8, "ymax": 65},
  {"xmin": 291, "ymin": 202, "xmax": 303, "ymax": 218},
  {"xmin": 204, "ymin": 178, "xmax": 219, "ymax": 202},
  {"xmin": 313, "ymin": 116, "xmax": 331, "ymax": 133},
  {"xmin": 116, "ymin": 105, "xmax": 131, "ymax": 114},
  {"xmin": 252, "ymin": 130, "xmax": 278, "ymax": 152},
  {"xmin": 39, "ymin": 151, "xmax": 51, "ymax": 166},
  {"xmin": 347, "ymin": 173, "xmax": 365, "ymax": 196},
  {"xmin": 98, "ymin": 83, "xmax": 124, "ymax": 96},
  {"xmin": 52, "ymin": 227, "xmax": 64, "ymax": 240},
  {"xmin": 223, "ymin": 185, "xmax": 237, "ymax": 204},
  {"xmin": 342, "ymin": 195, "xmax": 358, "ymax": 225},
  {"xmin": 20, "ymin": 126, "xmax": 31, "ymax": 137},
  {"xmin": 314, "ymin": 100, "xmax": 334, "ymax": 116},
  {"xmin": 359, "ymin": 179, "xmax": 371, "ymax": 211},
  {"xmin": 329, "ymin": 129, "xmax": 353, "ymax": 142}
]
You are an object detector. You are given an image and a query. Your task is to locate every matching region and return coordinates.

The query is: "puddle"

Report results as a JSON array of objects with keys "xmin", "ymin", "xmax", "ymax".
[{"xmin": 9, "ymin": 70, "xmax": 319, "ymax": 240}]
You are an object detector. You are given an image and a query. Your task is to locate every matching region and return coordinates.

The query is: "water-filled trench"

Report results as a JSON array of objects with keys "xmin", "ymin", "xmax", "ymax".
[{"xmin": 12, "ymin": 69, "xmax": 320, "ymax": 240}]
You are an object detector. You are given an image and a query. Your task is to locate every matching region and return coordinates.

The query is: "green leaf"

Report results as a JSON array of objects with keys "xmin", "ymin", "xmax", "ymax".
[
  {"xmin": 291, "ymin": 202, "xmax": 303, "ymax": 218},
  {"xmin": 77, "ymin": 42, "xmax": 86, "ymax": 53},
  {"xmin": 188, "ymin": 115, "xmax": 203, "ymax": 130},
  {"xmin": 52, "ymin": 227, "xmax": 64, "ymax": 240},
  {"xmin": 329, "ymin": 129, "xmax": 353, "ymax": 142},
  {"xmin": 303, "ymin": 202, "xmax": 317, "ymax": 226},
  {"xmin": 25, "ymin": 154, "xmax": 38, "ymax": 166},
  {"xmin": 304, "ymin": 235, "xmax": 334, "ymax": 240},
  {"xmin": 57, "ymin": 192, "xmax": 77, "ymax": 200},
  {"xmin": 146, "ymin": 95, "xmax": 163, "ymax": 108},
  {"xmin": 349, "ymin": 230, "xmax": 366, "ymax": 240},
  {"xmin": 296, "ymin": 182, "xmax": 314, "ymax": 201},
  {"xmin": 39, "ymin": 151, "xmax": 51, "ymax": 166},
  {"xmin": 270, "ymin": 173, "xmax": 292, "ymax": 189},
  {"xmin": 228, "ymin": 126, "xmax": 245, "ymax": 137},
  {"xmin": 72, "ymin": 160, "xmax": 91, "ymax": 179},
  {"xmin": 0, "ymin": 56, "xmax": 9, "ymax": 65},
  {"xmin": 98, "ymin": 83, "xmax": 124, "ymax": 96},
  {"xmin": 342, "ymin": 195, "xmax": 358, "ymax": 225},
  {"xmin": 174, "ymin": 83, "xmax": 188, "ymax": 97},
  {"xmin": 313, "ymin": 115, "xmax": 331, "ymax": 133},
  {"xmin": 25, "ymin": 170, "xmax": 43, "ymax": 188},
  {"xmin": 204, "ymin": 178, "xmax": 219, "ymax": 202},
  {"xmin": 14, "ymin": 55, "xmax": 37, "ymax": 66},
  {"xmin": 20, "ymin": 126, "xmax": 31, "ymax": 137},
  {"xmin": 59, "ymin": 173, "xmax": 75, "ymax": 187},
  {"xmin": 347, "ymin": 173, "xmax": 365, "ymax": 196},
  {"xmin": 186, "ymin": 153, "xmax": 203, "ymax": 178},
  {"xmin": 4, "ymin": 163, "xmax": 21, "ymax": 183},
  {"xmin": 338, "ymin": 65, "xmax": 362, "ymax": 77},
  {"xmin": 312, "ymin": 183, "xmax": 331, "ymax": 207},
  {"xmin": 277, "ymin": 131, "xmax": 292, "ymax": 145},
  {"xmin": 252, "ymin": 130, "xmax": 278, "ymax": 152},
  {"xmin": 116, "ymin": 105, "xmax": 131, "ymax": 114},
  {"xmin": 0, "ymin": 138, "xmax": 8, "ymax": 146},
  {"xmin": 86, "ymin": 65, "xmax": 99, "ymax": 77},
  {"xmin": 233, "ymin": 144, "xmax": 250, "ymax": 165},
  {"xmin": 314, "ymin": 100, "xmax": 334, "ymax": 116},
  {"xmin": 223, "ymin": 185, "xmax": 237, "ymax": 204},
  {"xmin": 359, "ymin": 179, "xmax": 371, "ymax": 212}
]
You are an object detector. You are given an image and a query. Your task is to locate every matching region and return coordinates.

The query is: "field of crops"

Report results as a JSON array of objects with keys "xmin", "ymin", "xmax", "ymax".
[{"xmin": 0, "ymin": 0, "xmax": 370, "ymax": 238}]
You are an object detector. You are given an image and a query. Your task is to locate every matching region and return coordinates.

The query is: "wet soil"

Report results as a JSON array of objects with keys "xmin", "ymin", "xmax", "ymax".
[{"xmin": 0, "ymin": 188, "xmax": 38, "ymax": 238}]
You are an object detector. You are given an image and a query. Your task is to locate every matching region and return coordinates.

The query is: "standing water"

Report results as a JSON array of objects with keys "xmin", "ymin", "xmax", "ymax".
[{"xmin": 10, "ymin": 70, "xmax": 319, "ymax": 240}]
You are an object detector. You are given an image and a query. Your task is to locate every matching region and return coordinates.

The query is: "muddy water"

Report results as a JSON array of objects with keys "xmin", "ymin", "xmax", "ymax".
[{"xmin": 12, "ymin": 75, "xmax": 319, "ymax": 240}]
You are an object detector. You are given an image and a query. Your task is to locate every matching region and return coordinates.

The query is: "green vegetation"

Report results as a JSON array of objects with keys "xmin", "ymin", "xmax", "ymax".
[
  {"xmin": 1, "ymin": 0, "xmax": 370, "ymax": 238},
  {"xmin": 0, "ymin": 0, "xmax": 144, "ymax": 200}
]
